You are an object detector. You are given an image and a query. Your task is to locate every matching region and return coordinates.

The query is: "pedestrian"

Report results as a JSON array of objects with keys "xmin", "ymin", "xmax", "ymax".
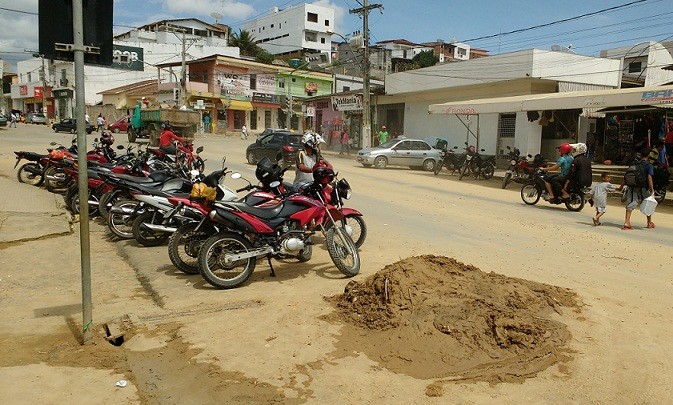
[
  {"xmin": 241, "ymin": 125, "xmax": 248, "ymax": 140},
  {"xmin": 378, "ymin": 125, "xmax": 389, "ymax": 146},
  {"xmin": 618, "ymin": 148, "xmax": 656, "ymax": 230},
  {"xmin": 589, "ymin": 172, "xmax": 616, "ymax": 226},
  {"xmin": 339, "ymin": 129, "xmax": 350, "ymax": 156},
  {"xmin": 85, "ymin": 112, "xmax": 90, "ymax": 124},
  {"xmin": 203, "ymin": 113, "xmax": 211, "ymax": 133},
  {"xmin": 96, "ymin": 113, "xmax": 104, "ymax": 133},
  {"xmin": 666, "ymin": 122, "xmax": 673, "ymax": 166},
  {"xmin": 9, "ymin": 112, "xmax": 17, "ymax": 128}
]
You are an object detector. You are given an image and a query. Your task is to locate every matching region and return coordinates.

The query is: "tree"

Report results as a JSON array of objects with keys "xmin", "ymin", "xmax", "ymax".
[
  {"xmin": 255, "ymin": 49, "xmax": 275, "ymax": 64},
  {"xmin": 412, "ymin": 50, "xmax": 439, "ymax": 68},
  {"xmin": 229, "ymin": 29, "xmax": 258, "ymax": 57}
]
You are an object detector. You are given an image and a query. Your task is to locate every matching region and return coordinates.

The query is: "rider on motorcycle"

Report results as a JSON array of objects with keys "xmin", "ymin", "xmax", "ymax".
[
  {"xmin": 294, "ymin": 131, "xmax": 325, "ymax": 189},
  {"xmin": 540, "ymin": 142, "xmax": 573, "ymax": 203},
  {"xmin": 563, "ymin": 143, "xmax": 593, "ymax": 194},
  {"xmin": 159, "ymin": 121, "xmax": 187, "ymax": 155}
]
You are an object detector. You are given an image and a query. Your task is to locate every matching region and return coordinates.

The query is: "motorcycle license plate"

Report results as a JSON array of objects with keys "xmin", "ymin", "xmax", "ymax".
[
  {"xmin": 465, "ymin": 155, "xmax": 472, "ymax": 161},
  {"xmin": 510, "ymin": 159, "xmax": 516, "ymax": 165}
]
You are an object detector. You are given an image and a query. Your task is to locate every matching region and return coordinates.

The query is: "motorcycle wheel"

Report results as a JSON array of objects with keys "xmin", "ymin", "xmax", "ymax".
[
  {"xmin": 168, "ymin": 222, "xmax": 215, "ymax": 274},
  {"xmin": 565, "ymin": 192, "xmax": 585, "ymax": 212},
  {"xmin": 132, "ymin": 211, "xmax": 171, "ymax": 247},
  {"xmin": 63, "ymin": 184, "xmax": 79, "ymax": 212},
  {"xmin": 199, "ymin": 232, "xmax": 256, "ymax": 289},
  {"xmin": 325, "ymin": 227, "xmax": 360, "ymax": 277},
  {"xmin": 458, "ymin": 164, "xmax": 468, "ymax": 180},
  {"xmin": 520, "ymin": 184, "xmax": 541, "ymax": 205},
  {"xmin": 325, "ymin": 215, "xmax": 367, "ymax": 248},
  {"xmin": 481, "ymin": 164, "xmax": 495, "ymax": 180},
  {"xmin": 98, "ymin": 190, "xmax": 127, "ymax": 221},
  {"xmin": 69, "ymin": 190, "xmax": 99, "ymax": 217},
  {"xmin": 17, "ymin": 163, "xmax": 44, "ymax": 186},
  {"xmin": 44, "ymin": 167, "xmax": 69, "ymax": 194},
  {"xmin": 501, "ymin": 172, "xmax": 512, "ymax": 189},
  {"xmin": 433, "ymin": 161, "xmax": 443, "ymax": 175},
  {"xmin": 107, "ymin": 200, "xmax": 138, "ymax": 239}
]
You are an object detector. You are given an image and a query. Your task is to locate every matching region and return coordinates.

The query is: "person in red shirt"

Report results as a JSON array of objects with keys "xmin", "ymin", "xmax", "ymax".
[{"xmin": 159, "ymin": 121, "xmax": 186, "ymax": 155}]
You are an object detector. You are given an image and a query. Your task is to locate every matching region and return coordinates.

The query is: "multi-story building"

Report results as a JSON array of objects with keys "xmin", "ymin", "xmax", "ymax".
[
  {"xmin": 243, "ymin": 3, "xmax": 334, "ymax": 62},
  {"xmin": 600, "ymin": 41, "xmax": 673, "ymax": 87}
]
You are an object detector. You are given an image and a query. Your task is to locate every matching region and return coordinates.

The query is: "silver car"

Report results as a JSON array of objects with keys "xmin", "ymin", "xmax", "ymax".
[
  {"xmin": 30, "ymin": 113, "xmax": 48, "ymax": 125},
  {"xmin": 356, "ymin": 138, "xmax": 442, "ymax": 171}
]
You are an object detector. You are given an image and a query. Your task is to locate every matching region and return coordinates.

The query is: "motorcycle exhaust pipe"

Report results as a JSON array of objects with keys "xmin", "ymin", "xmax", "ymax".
[
  {"xmin": 109, "ymin": 206, "xmax": 136, "ymax": 215},
  {"xmin": 45, "ymin": 174, "xmax": 66, "ymax": 181},
  {"xmin": 140, "ymin": 222, "xmax": 177, "ymax": 233},
  {"xmin": 24, "ymin": 166, "xmax": 43, "ymax": 175}
]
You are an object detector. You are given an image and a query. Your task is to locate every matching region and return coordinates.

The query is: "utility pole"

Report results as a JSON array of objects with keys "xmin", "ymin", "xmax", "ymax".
[
  {"xmin": 349, "ymin": 1, "xmax": 383, "ymax": 149},
  {"xmin": 180, "ymin": 29, "xmax": 187, "ymax": 107}
]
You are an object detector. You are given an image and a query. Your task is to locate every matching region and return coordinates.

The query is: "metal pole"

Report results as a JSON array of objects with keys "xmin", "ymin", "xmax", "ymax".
[
  {"xmin": 40, "ymin": 56, "xmax": 47, "ymax": 115},
  {"xmin": 72, "ymin": 0, "xmax": 92, "ymax": 344},
  {"xmin": 361, "ymin": 0, "xmax": 372, "ymax": 149},
  {"xmin": 286, "ymin": 79, "xmax": 292, "ymax": 130},
  {"xmin": 181, "ymin": 30, "xmax": 187, "ymax": 107}
]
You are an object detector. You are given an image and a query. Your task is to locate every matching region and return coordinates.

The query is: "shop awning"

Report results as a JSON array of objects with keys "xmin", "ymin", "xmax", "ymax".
[
  {"xmin": 252, "ymin": 102, "xmax": 280, "ymax": 108},
  {"xmin": 226, "ymin": 99, "xmax": 253, "ymax": 111},
  {"xmin": 428, "ymin": 84, "xmax": 673, "ymax": 115}
]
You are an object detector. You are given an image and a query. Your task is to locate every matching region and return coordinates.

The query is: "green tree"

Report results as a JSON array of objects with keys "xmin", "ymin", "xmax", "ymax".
[
  {"xmin": 255, "ymin": 49, "xmax": 275, "ymax": 64},
  {"xmin": 412, "ymin": 50, "xmax": 439, "ymax": 68},
  {"xmin": 229, "ymin": 29, "xmax": 258, "ymax": 57}
]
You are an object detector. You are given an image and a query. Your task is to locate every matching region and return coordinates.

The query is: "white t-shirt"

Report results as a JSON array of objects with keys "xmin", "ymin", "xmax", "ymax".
[{"xmin": 293, "ymin": 150, "xmax": 316, "ymax": 187}]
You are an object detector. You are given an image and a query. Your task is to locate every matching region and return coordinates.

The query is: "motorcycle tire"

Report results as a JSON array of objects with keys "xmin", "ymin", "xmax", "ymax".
[
  {"xmin": 17, "ymin": 163, "xmax": 44, "ymax": 186},
  {"xmin": 132, "ymin": 211, "xmax": 171, "ymax": 247},
  {"xmin": 69, "ymin": 190, "xmax": 100, "ymax": 217},
  {"xmin": 481, "ymin": 164, "xmax": 495, "ymax": 180},
  {"xmin": 564, "ymin": 192, "xmax": 585, "ymax": 212},
  {"xmin": 44, "ymin": 167, "xmax": 69, "ymax": 194},
  {"xmin": 433, "ymin": 161, "xmax": 443, "ymax": 175},
  {"xmin": 325, "ymin": 227, "xmax": 360, "ymax": 277},
  {"xmin": 199, "ymin": 232, "xmax": 256, "ymax": 289},
  {"xmin": 63, "ymin": 184, "xmax": 79, "ymax": 212},
  {"xmin": 501, "ymin": 172, "xmax": 512, "ymax": 189},
  {"xmin": 98, "ymin": 190, "xmax": 126, "ymax": 221},
  {"xmin": 458, "ymin": 164, "xmax": 468, "ymax": 180},
  {"xmin": 325, "ymin": 214, "xmax": 367, "ymax": 249},
  {"xmin": 520, "ymin": 184, "xmax": 541, "ymax": 205},
  {"xmin": 168, "ymin": 221, "xmax": 215, "ymax": 275},
  {"xmin": 107, "ymin": 200, "xmax": 138, "ymax": 239}
]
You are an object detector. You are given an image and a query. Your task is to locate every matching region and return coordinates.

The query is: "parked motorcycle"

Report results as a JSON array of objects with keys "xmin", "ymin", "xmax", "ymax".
[
  {"xmin": 501, "ymin": 146, "xmax": 546, "ymax": 189},
  {"xmin": 520, "ymin": 168, "xmax": 588, "ymax": 211},
  {"xmin": 458, "ymin": 144, "xmax": 495, "ymax": 180},
  {"xmin": 433, "ymin": 145, "xmax": 465, "ymax": 176}
]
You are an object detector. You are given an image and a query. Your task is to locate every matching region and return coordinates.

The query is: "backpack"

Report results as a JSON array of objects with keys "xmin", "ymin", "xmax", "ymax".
[{"xmin": 624, "ymin": 160, "xmax": 648, "ymax": 187}]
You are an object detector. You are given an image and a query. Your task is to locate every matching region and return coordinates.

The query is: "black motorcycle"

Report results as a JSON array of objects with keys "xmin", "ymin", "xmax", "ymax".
[
  {"xmin": 520, "ymin": 168, "xmax": 588, "ymax": 211},
  {"xmin": 458, "ymin": 144, "xmax": 495, "ymax": 180},
  {"xmin": 501, "ymin": 146, "xmax": 547, "ymax": 189},
  {"xmin": 433, "ymin": 146, "xmax": 465, "ymax": 175}
]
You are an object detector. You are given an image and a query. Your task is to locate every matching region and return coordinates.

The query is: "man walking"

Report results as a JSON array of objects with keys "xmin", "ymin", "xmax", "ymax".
[
  {"xmin": 9, "ymin": 112, "xmax": 17, "ymax": 128},
  {"xmin": 378, "ymin": 125, "xmax": 388, "ymax": 146}
]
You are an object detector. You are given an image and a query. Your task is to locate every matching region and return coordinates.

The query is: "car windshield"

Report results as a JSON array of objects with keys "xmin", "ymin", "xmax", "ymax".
[
  {"xmin": 379, "ymin": 140, "xmax": 399, "ymax": 149},
  {"xmin": 287, "ymin": 135, "xmax": 303, "ymax": 145}
]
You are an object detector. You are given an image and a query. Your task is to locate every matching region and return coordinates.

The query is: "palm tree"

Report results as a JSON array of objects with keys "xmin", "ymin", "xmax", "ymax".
[{"xmin": 229, "ymin": 29, "xmax": 259, "ymax": 57}]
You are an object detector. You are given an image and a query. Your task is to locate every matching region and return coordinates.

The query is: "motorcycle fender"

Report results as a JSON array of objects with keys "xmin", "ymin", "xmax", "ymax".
[
  {"xmin": 335, "ymin": 207, "xmax": 362, "ymax": 219},
  {"xmin": 14, "ymin": 157, "xmax": 22, "ymax": 169}
]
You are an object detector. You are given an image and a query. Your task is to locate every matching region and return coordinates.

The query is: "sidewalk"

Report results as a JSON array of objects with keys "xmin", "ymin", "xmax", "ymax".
[{"xmin": 0, "ymin": 177, "xmax": 71, "ymax": 244}]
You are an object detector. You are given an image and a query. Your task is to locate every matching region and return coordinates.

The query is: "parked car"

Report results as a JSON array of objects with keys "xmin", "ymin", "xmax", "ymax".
[
  {"xmin": 356, "ymin": 138, "xmax": 442, "ymax": 171},
  {"xmin": 52, "ymin": 118, "xmax": 94, "ymax": 134},
  {"xmin": 108, "ymin": 115, "xmax": 130, "ymax": 133},
  {"xmin": 246, "ymin": 130, "xmax": 303, "ymax": 168},
  {"xmin": 0, "ymin": 114, "xmax": 7, "ymax": 127},
  {"xmin": 29, "ymin": 112, "xmax": 48, "ymax": 125}
]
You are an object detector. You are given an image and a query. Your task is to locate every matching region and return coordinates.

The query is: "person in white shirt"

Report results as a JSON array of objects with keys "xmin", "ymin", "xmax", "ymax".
[
  {"xmin": 589, "ymin": 172, "xmax": 616, "ymax": 226},
  {"xmin": 293, "ymin": 132, "xmax": 324, "ymax": 189}
]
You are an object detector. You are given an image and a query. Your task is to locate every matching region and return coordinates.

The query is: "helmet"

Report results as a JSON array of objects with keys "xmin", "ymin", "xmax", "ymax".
[
  {"xmin": 162, "ymin": 120, "xmax": 172, "ymax": 130},
  {"xmin": 313, "ymin": 159, "xmax": 335, "ymax": 185},
  {"xmin": 100, "ymin": 132, "xmax": 115, "ymax": 146},
  {"xmin": 569, "ymin": 142, "xmax": 587, "ymax": 156},
  {"xmin": 558, "ymin": 143, "xmax": 573, "ymax": 155},
  {"xmin": 302, "ymin": 132, "xmax": 324, "ymax": 149},
  {"xmin": 255, "ymin": 156, "xmax": 283, "ymax": 185}
]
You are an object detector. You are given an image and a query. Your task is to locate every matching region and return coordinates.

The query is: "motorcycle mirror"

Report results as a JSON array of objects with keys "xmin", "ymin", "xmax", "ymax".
[
  {"xmin": 196, "ymin": 146, "xmax": 204, "ymax": 153},
  {"xmin": 50, "ymin": 141, "xmax": 57, "ymax": 146},
  {"xmin": 230, "ymin": 172, "xmax": 242, "ymax": 180},
  {"xmin": 453, "ymin": 146, "xmax": 458, "ymax": 149}
]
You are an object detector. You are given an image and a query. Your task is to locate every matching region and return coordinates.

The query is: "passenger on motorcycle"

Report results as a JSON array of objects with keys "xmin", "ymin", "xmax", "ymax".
[
  {"xmin": 159, "ymin": 121, "xmax": 187, "ymax": 155},
  {"xmin": 294, "ymin": 131, "xmax": 325, "ymax": 189},
  {"xmin": 563, "ymin": 143, "xmax": 593, "ymax": 193},
  {"xmin": 540, "ymin": 142, "xmax": 573, "ymax": 203}
]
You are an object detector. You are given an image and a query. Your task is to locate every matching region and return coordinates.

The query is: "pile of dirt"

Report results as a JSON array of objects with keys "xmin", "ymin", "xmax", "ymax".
[{"xmin": 324, "ymin": 255, "xmax": 582, "ymax": 384}]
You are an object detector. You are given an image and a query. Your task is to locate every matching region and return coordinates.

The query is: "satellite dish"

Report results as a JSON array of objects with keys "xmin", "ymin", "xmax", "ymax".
[
  {"xmin": 211, "ymin": 12, "xmax": 223, "ymax": 23},
  {"xmin": 551, "ymin": 45, "xmax": 562, "ymax": 52}
]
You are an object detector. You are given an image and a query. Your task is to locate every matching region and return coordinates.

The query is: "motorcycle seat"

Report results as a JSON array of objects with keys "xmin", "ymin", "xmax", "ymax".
[
  {"xmin": 216, "ymin": 200, "xmax": 285, "ymax": 220},
  {"xmin": 19, "ymin": 151, "xmax": 48, "ymax": 161}
]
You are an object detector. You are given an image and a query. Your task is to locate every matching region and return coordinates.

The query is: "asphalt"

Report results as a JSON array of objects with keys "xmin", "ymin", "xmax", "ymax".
[{"xmin": 0, "ymin": 176, "xmax": 72, "ymax": 244}]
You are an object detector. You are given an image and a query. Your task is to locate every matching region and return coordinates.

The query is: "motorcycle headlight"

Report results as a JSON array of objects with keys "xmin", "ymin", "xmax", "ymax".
[{"xmin": 343, "ymin": 189, "xmax": 352, "ymax": 200}]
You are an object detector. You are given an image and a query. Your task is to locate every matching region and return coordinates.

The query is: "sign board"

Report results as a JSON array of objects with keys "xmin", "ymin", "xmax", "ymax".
[
  {"xmin": 252, "ymin": 92, "xmax": 281, "ymax": 105},
  {"xmin": 306, "ymin": 106, "xmax": 315, "ymax": 117},
  {"xmin": 331, "ymin": 94, "xmax": 363, "ymax": 111},
  {"xmin": 305, "ymin": 82, "xmax": 318, "ymax": 93},
  {"xmin": 111, "ymin": 45, "xmax": 144, "ymax": 71},
  {"xmin": 194, "ymin": 99, "xmax": 205, "ymax": 110}
]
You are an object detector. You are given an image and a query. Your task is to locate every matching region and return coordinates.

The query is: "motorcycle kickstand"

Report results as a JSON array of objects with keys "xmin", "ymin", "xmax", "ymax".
[{"xmin": 267, "ymin": 254, "xmax": 276, "ymax": 277}]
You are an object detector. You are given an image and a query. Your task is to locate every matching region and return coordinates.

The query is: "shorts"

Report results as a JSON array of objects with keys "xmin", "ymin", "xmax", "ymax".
[
  {"xmin": 596, "ymin": 205, "xmax": 607, "ymax": 213},
  {"xmin": 624, "ymin": 187, "xmax": 650, "ymax": 211}
]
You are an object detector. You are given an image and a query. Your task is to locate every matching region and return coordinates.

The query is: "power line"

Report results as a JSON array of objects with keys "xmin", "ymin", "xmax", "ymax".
[{"xmin": 0, "ymin": 6, "xmax": 36, "ymax": 15}]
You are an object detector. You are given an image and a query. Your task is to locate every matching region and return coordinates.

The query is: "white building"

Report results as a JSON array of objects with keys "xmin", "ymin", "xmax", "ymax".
[
  {"xmin": 243, "ymin": 3, "xmax": 334, "ymax": 61},
  {"xmin": 12, "ymin": 18, "xmax": 240, "ymax": 119},
  {"xmin": 377, "ymin": 49, "xmax": 622, "ymax": 159},
  {"xmin": 600, "ymin": 41, "xmax": 673, "ymax": 87}
]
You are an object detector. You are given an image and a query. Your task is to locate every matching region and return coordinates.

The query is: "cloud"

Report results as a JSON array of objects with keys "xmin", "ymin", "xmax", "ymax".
[
  {"xmin": 164, "ymin": 0, "xmax": 255, "ymax": 20},
  {"xmin": 311, "ymin": 0, "xmax": 346, "ymax": 33}
]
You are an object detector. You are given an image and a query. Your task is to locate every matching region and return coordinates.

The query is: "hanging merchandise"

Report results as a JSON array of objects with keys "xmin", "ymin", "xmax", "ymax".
[{"xmin": 527, "ymin": 111, "xmax": 540, "ymax": 122}]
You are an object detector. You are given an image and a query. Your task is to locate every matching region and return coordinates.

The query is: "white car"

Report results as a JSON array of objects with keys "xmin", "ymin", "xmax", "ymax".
[{"xmin": 356, "ymin": 139, "xmax": 442, "ymax": 171}]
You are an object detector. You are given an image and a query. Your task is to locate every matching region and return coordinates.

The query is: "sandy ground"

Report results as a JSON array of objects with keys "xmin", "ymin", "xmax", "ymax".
[{"xmin": 1, "ymin": 126, "xmax": 672, "ymax": 404}]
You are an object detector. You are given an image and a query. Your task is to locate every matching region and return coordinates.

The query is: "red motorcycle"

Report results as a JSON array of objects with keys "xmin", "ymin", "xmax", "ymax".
[
  {"xmin": 501, "ymin": 146, "xmax": 546, "ymax": 189},
  {"xmin": 197, "ymin": 162, "xmax": 360, "ymax": 290}
]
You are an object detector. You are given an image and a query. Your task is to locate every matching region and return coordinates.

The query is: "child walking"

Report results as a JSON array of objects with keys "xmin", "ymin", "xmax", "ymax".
[{"xmin": 590, "ymin": 172, "xmax": 616, "ymax": 226}]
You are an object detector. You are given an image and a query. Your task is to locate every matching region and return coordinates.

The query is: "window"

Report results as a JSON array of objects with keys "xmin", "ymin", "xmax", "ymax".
[
  {"xmin": 307, "ymin": 12, "xmax": 318, "ymax": 23},
  {"xmin": 396, "ymin": 141, "xmax": 412, "ymax": 150},
  {"xmin": 343, "ymin": 86, "xmax": 350, "ymax": 92},
  {"xmin": 497, "ymin": 114, "xmax": 516, "ymax": 138},
  {"xmin": 412, "ymin": 141, "xmax": 431, "ymax": 150},
  {"xmin": 279, "ymin": 79, "xmax": 285, "ymax": 89},
  {"xmin": 628, "ymin": 61, "xmax": 642, "ymax": 73},
  {"xmin": 250, "ymin": 74, "xmax": 257, "ymax": 90},
  {"xmin": 321, "ymin": 38, "xmax": 326, "ymax": 44},
  {"xmin": 325, "ymin": 19, "xmax": 330, "ymax": 26},
  {"xmin": 271, "ymin": 24, "xmax": 274, "ymax": 28},
  {"xmin": 27, "ymin": 72, "xmax": 32, "ymax": 82}
]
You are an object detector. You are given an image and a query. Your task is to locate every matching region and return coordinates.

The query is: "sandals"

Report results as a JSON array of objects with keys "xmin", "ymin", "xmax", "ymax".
[
  {"xmin": 647, "ymin": 223, "xmax": 656, "ymax": 229},
  {"xmin": 621, "ymin": 225, "xmax": 633, "ymax": 230},
  {"xmin": 592, "ymin": 218, "xmax": 599, "ymax": 226}
]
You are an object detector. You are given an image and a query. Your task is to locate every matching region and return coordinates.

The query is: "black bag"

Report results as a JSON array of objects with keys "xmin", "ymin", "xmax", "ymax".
[{"xmin": 624, "ymin": 160, "xmax": 648, "ymax": 187}]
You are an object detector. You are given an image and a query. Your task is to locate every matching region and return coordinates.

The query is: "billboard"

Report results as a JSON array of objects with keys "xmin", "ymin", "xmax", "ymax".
[{"xmin": 111, "ymin": 45, "xmax": 144, "ymax": 71}]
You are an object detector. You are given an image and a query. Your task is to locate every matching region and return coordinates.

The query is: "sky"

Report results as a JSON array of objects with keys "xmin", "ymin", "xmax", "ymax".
[{"xmin": 1, "ymin": 0, "xmax": 672, "ymax": 71}]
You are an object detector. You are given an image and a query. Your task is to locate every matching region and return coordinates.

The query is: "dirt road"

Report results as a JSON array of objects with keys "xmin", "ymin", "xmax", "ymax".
[{"xmin": 1, "ymin": 126, "xmax": 672, "ymax": 404}]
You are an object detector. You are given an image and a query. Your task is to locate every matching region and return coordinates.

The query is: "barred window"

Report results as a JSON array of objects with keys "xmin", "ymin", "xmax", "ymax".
[{"xmin": 498, "ymin": 114, "xmax": 516, "ymax": 138}]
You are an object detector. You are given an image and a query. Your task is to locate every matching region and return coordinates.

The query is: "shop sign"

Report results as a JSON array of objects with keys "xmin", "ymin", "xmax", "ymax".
[
  {"xmin": 111, "ymin": 45, "xmax": 144, "ymax": 71},
  {"xmin": 20, "ymin": 85, "xmax": 28, "ymax": 96},
  {"xmin": 252, "ymin": 92, "xmax": 280, "ymax": 104},
  {"xmin": 306, "ymin": 106, "xmax": 315, "ymax": 117},
  {"xmin": 216, "ymin": 71, "xmax": 250, "ymax": 99},
  {"xmin": 53, "ymin": 89, "xmax": 72, "ymax": 98},
  {"xmin": 256, "ymin": 74, "xmax": 276, "ymax": 94},
  {"xmin": 34, "ymin": 87, "xmax": 43, "ymax": 99},
  {"xmin": 331, "ymin": 94, "xmax": 362, "ymax": 111},
  {"xmin": 305, "ymin": 82, "xmax": 318, "ymax": 93},
  {"xmin": 641, "ymin": 89, "xmax": 673, "ymax": 103}
]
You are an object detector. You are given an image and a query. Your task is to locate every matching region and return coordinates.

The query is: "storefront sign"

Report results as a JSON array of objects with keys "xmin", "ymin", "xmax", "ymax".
[
  {"xmin": 641, "ymin": 89, "xmax": 673, "ymax": 103},
  {"xmin": 252, "ymin": 92, "xmax": 280, "ymax": 104},
  {"xmin": 111, "ymin": 45, "xmax": 144, "ymax": 71},
  {"xmin": 216, "ymin": 71, "xmax": 251, "ymax": 99},
  {"xmin": 331, "ymin": 94, "xmax": 362, "ymax": 111},
  {"xmin": 53, "ymin": 89, "xmax": 73, "ymax": 98},
  {"xmin": 306, "ymin": 106, "xmax": 315, "ymax": 117},
  {"xmin": 305, "ymin": 82, "xmax": 318, "ymax": 93},
  {"xmin": 20, "ymin": 85, "xmax": 28, "ymax": 96},
  {"xmin": 34, "ymin": 87, "xmax": 43, "ymax": 99},
  {"xmin": 256, "ymin": 74, "xmax": 276, "ymax": 94}
]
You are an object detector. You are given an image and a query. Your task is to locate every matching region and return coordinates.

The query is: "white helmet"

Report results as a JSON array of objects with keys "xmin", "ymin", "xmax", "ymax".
[
  {"xmin": 302, "ymin": 132, "xmax": 324, "ymax": 149},
  {"xmin": 570, "ymin": 143, "xmax": 587, "ymax": 156}
]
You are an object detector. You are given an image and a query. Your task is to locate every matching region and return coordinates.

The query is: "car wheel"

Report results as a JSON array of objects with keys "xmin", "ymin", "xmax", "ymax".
[
  {"xmin": 113, "ymin": 127, "xmax": 120, "ymax": 133},
  {"xmin": 53, "ymin": 127, "xmax": 59, "ymax": 133},
  {"xmin": 374, "ymin": 156, "xmax": 387, "ymax": 169},
  {"xmin": 246, "ymin": 151, "xmax": 256, "ymax": 165},
  {"xmin": 422, "ymin": 159, "xmax": 436, "ymax": 172},
  {"xmin": 70, "ymin": 128, "xmax": 76, "ymax": 134}
]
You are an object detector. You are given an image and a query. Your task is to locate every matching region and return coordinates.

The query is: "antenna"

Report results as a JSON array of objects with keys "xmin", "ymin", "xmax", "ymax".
[{"xmin": 211, "ymin": 12, "xmax": 223, "ymax": 24}]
